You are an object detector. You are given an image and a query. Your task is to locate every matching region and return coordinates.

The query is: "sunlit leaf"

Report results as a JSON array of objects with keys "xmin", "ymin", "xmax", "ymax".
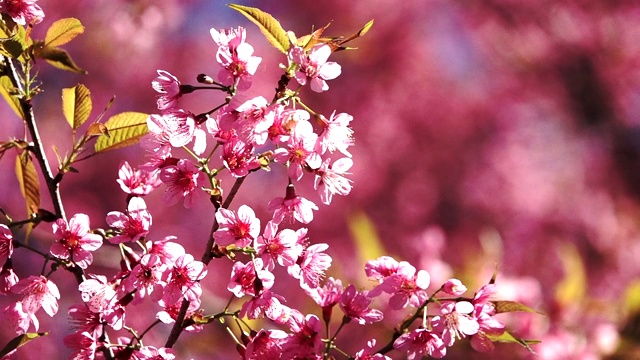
[
  {"xmin": 555, "ymin": 242, "xmax": 587, "ymax": 307},
  {"xmin": 347, "ymin": 210, "xmax": 386, "ymax": 267},
  {"xmin": 15, "ymin": 151, "xmax": 40, "ymax": 218},
  {"xmin": 62, "ymin": 84, "xmax": 92, "ymax": 129},
  {"xmin": 0, "ymin": 75, "xmax": 24, "ymax": 119},
  {"xmin": 487, "ymin": 331, "xmax": 540, "ymax": 354},
  {"xmin": 229, "ymin": 4, "xmax": 289, "ymax": 54},
  {"xmin": 94, "ymin": 112, "xmax": 148, "ymax": 153},
  {"xmin": 44, "ymin": 18, "xmax": 84, "ymax": 47},
  {"xmin": 492, "ymin": 300, "xmax": 542, "ymax": 314},
  {"xmin": 0, "ymin": 332, "xmax": 48, "ymax": 358},
  {"xmin": 35, "ymin": 45, "xmax": 86, "ymax": 74}
]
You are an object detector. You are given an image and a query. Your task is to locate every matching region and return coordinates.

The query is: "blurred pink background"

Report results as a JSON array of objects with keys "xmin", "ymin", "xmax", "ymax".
[{"xmin": 2, "ymin": 0, "xmax": 640, "ymax": 358}]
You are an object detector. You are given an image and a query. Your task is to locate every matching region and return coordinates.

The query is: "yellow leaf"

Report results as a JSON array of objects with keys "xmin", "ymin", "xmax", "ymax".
[
  {"xmin": 229, "ymin": 4, "xmax": 290, "ymax": 54},
  {"xmin": 555, "ymin": 242, "xmax": 587, "ymax": 306},
  {"xmin": 0, "ymin": 75, "xmax": 24, "ymax": 119},
  {"xmin": 35, "ymin": 45, "xmax": 86, "ymax": 74},
  {"xmin": 94, "ymin": 112, "xmax": 149, "ymax": 153},
  {"xmin": 62, "ymin": 84, "xmax": 92, "ymax": 129},
  {"xmin": 0, "ymin": 332, "xmax": 48, "ymax": 357},
  {"xmin": 347, "ymin": 210, "xmax": 386, "ymax": 267},
  {"xmin": 44, "ymin": 18, "xmax": 84, "ymax": 47},
  {"xmin": 15, "ymin": 151, "xmax": 40, "ymax": 217}
]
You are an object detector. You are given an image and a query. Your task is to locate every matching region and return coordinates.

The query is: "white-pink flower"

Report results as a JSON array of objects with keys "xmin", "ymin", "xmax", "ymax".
[
  {"xmin": 254, "ymin": 221, "xmax": 303, "ymax": 270},
  {"xmin": 316, "ymin": 111, "xmax": 354, "ymax": 157},
  {"xmin": 268, "ymin": 185, "xmax": 318, "ymax": 225},
  {"xmin": 210, "ymin": 26, "xmax": 262, "ymax": 91},
  {"xmin": 0, "ymin": 0, "xmax": 44, "ymax": 25},
  {"xmin": 152, "ymin": 70, "xmax": 182, "ymax": 111},
  {"xmin": 0, "ymin": 224, "xmax": 13, "ymax": 265},
  {"xmin": 222, "ymin": 137, "xmax": 261, "ymax": 177},
  {"xmin": 314, "ymin": 157, "xmax": 353, "ymax": 205},
  {"xmin": 431, "ymin": 301, "xmax": 480, "ymax": 346},
  {"xmin": 273, "ymin": 120, "xmax": 322, "ymax": 181},
  {"xmin": 368, "ymin": 261, "xmax": 430, "ymax": 310},
  {"xmin": 50, "ymin": 213, "xmax": 103, "ymax": 269},
  {"xmin": 289, "ymin": 43, "xmax": 341, "ymax": 92},
  {"xmin": 214, "ymin": 205, "xmax": 261, "ymax": 247},
  {"xmin": 11, "ymin": 275, "xmax": 60, "ymax": 317},
  {"xmin": 160, "ymin": 159, "xmax": 203, "ymax": 208},
  {"xmin": 116, "ymin": 161, "xmax": 162, "ymax": 195},
  {"xmin": 228, "ymin": 259, "xmax": 274, "ymax": 298},
  {"xmin": 339, "ymin": 284, "xmax": 383, "ymax": 325},
  {"xmin": 288, "ymin": 242, "xmax": 332, "ymax": 290},
  {"xmin": 106, "ymin": 197, "xmax": 152, "ymax": 244},
  {"xmin": 162, "ymin": 254, "xmax": 207, "ymax": 304},
  {"xmin": 142, "ymin": 110, "xmax": 196, "ymax": 157}
]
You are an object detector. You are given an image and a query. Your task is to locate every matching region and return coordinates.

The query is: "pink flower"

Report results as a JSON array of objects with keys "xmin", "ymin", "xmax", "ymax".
[
  {"xmin": 314, "ymin": 157, "xmax": 353, "ymax": 205},
  {"xmin": 50, "ymin": 213, "xmax": 103, "ymax": 269},
  {"xmin": 0, "ymin": 224, "xmax": 13, "ymax": 265},
  {"xmin": 443, "ymin": 278, "xmax": 467, "ymax": 296},
  {"xmin": 339, "ymin": 284, "xmax": 383, "ymax": 325},
  {"xmin": 273, "ymin": 120, "xmax": 322, "ymax": 181},
  {"xmin": 63, "ymin": 331, "xmax": 98, "ymax": 360},
  {"xmin": 289, "ymin": 43, "xmax": 341, "ymax": 92},
  {"xmin": 231, "ymin": 96, "xmax": 279, "ymax": 146},
  {"xmin": 268, "ymin": 109, "xmax": 310, "ymax": 144},
  {"xmin": 222, "ymin": 137, "xmax": 261, "ymax": 177},
  {"xmin": 243, "ymin": 329, "xmax": 288, "ymax": 360},
  {"xmin": 78, "ymin": 275, "xmax": 118, "ymax": 314},
  {"xmin": 288, "ymin": 242, "xmax": 332, "ymax": 290},
  {"xmin": 0, "ymin": 0, "xmax": 44, "ymax": 25},
  {"xmin": 431, "ymin": 301, "xmax": 480, "ymax": 346},
  {"xmin": 142, "ymin": 110, "xmax": 196, "ymax": 157},
  {"xmin": 316, "ymin": 111, "xmax": 354, "ymax": 157},
  {"xmin": 393, "ymin": 328, "xmax": 447, "ymax": 359},
  {"xmin": 365, "ymin": 256, "xmax": 401, "ymax": 282},
  {"xmin": 156, "ymin": 297, "xmax": 202, "ymax": 331},
  {"xmin": 152, "ymin": 70, "xmax": 182, "ymax": 111},
  {"xmin": 254, "ymin": 221, "xmax": 303, "ymax": 270},
  {"xmin": 116, "ymin": 161, "xmax": 162, "ymax": 195},
  {"xmin": 106, "ymin": 197, "xmax": 152, "ymax": 244},
  {"xmin": 162, "ymin": 254, "xmax": 207, "ymax": 304},
  {"xmin": 210, "ymin": 26, "xmax": 262, "ymax": 91},
  {"xmin": 469, "ymin": 284, "xmax": 506, "ymax": 352},
  {"xmin": 268, "ymin": 184, "xmax": 318, "ymax": 225},
  {"xmin": 282, "ymin": 312, "xmax": 324, "ymax": 359},
  {"xmin": 228, "ymin": 259, "xmax": 274, "ymax": 298},
  {"xmin": 306, "ymin": 277, "xmax": 343, "ymax": 309},
  {"xmin": 1, "ymin": 301, "xmax": 34, "ymax": 334},
  {"xmin": 11, "ymin": 275, "xmax": 59, "ymax": 316},
  {"xmin": 147, "ymin": 236, "xmax": 186, "ymax": 265},
  {"xmin": 368, "ymin": 261, "xmax": 430, "ymax": 310},
  {"xmin": 239, "ymin": 290, "xmax": 290, "ymax": 323},
  {"xmin": 122, "ymin": 254, "xmax": 166, "ymax": 303},
  {"xmin": 159, "ymin": 159, "xmax": 203, "ymax": 208},
  {"xmin": 67, "ymin": 303, "xmax": 103, "ymax": 337},
  {"xmin": 133, "ymin": 346, "xmax": 176, "ymax": 360},
  {"xmin": 214, "ymin": 205, "xmax": 261, "ymax": 248}
]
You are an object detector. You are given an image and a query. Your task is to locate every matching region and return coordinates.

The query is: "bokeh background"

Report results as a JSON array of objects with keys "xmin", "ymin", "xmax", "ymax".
[{"xmin": 2, "ymin": 0, "xmax": 640, "ymax": 358}]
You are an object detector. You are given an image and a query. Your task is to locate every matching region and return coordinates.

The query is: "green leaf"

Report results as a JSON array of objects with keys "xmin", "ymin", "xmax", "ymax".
[
  {"xmin": 0, "ymin": 75, "xmax": 24, "ymax": 119},
  {"xmin": 62, "ymin": 84, "xmax": 92, "ymax": 129},
  {"xmin": 487, "ymin": 331, "xmax": 540, "ymax": 354},
  {"xmin": 94, "ymin": 112, "xmax": 149, "ymax": 153},
  {"xmin": 35, "ymin": 44, "xmax": 87, "ymax": 74},
  {"xmin": 492, "ymin": 300, "xmax": 541, "ymax": 314},
  {"xmin": 0, "ymin": 332, "xmax": 48, "ymax": 358},
  {"xmin": 15, "ymin": 151, "xmax": 40, "ymax": 217},
  {"xmin": 229, "ymin": 4, "xmax": 289, "ymax": 54},
  {"xmin": 44, "ymin": 18, "xmax": 84, "ymax": 47}
]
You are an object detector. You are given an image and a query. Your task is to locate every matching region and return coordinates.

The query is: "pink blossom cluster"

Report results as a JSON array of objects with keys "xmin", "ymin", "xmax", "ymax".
[{"xmin": 0, "ymin": 5, "xmax": 534, "ymax": 358}]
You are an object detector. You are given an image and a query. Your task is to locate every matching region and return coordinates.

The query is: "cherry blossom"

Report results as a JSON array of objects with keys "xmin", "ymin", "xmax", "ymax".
[
  {"xmin": 431, "ymin": 301, "xmax": 480, "ymax": 347},
  {"xmin": 0, "ymin": 263, "xmax": 18, "ymax": 294},
  {"xmin": 443, "ymin": 278, "xmax": 467, "ymax": 296},
  {"xmin": 282, "ymin": 312, "xmax": 324, "ymax": 359},
  {"xmin": 214, "ymin": 204, "xmax": 261, "ymax": 248},
  {"xmin": 243, "ymin": 329, "xmax": 288, "ymax": 360},
  {"xmin": 11, "ymin": 275, "xmax": 60, "ymax": 317},
  {"xmin": 273, "ymin": 120, "xmax": 322, "ymax": 181},
  {"xmin": 316, "ymin": 111, "xmax": 354, "ymax": 157},
  {"xmin": 50, "ymin": 213, "xmax": 103, "ymax": 269},
  {"xmin": 159, "ymin": 159, "xmax": 203, "ymax": 208},
  {"xmin": 254, "ymin": 221, "xmax": 303, "ymax": 270},
  {"xmin": 314, "ymin": 157, "xmax": 353, "ymax": 205},
  {"xmin": 0, "ymin": 0, "xmax": 44, "ymax": 25},
  {"xmin": 122, "ymin": 253, "xmax": 166, "ymax": 303},
  {"xmin": 228, "ymin": 259, "xmax": 274, "ymax": 298},
  {"xmin": 152, "ymin": 70, "xmax": 182, "ymax": 111},
  {"xmin": 162, "ymin": 253, "xmax": 207, "ymax": 304},
  {"xmin": 106, "ymin": 196, "xmax": 152, "ymax": 244},
  {"xmin": 221, "ymin": 137, "xmax": 261, "ymax": 177},
  {"xmin": 288, "ymin": 242, "xmax": 332, "ymax": 290},
  {"xmin": 133, "ymin": 346, "xmax": 177, "ymax": 360},
  {"xmin": 365, "ymin": 256, "xmax": 401, "ymax": 282},
  {"xmin": 116, "ymin": 161, "xmax": 162, "ymax": 195},
  {"xmin": 1, "ymin": 301, "xmax": 34, "ymax": 334},
  {"xmin": 0, "ymin": 224, "xmax": 13, "ymax": 265},
  {"xmin": 354, "ymin": 339, "xmax": 392, "ymax": 360},
  {"xmin": 239, "ymin": 290, "xmax": 290, "ymax": 323},
  {"xmin": 210, "ymin": 26, "xmax": 262, "ymax": 90},
  {"xmin": 289, "ymin": 43, "xmax": 341, "ymax": 92},
  {"xmin": 393, "ymin": 327, "xmax": 447, "ymax": 359},
  {"xmin": 339, "ymin": 284, "xmax": 383, "ymax": 325},
  {"xmin": 368, "ymin": 261, "xmax": 430, "ymax": 310},
  {"xmin": 63, "ymin": 331, "xmax": 98, "ymax": 360},
  {"xmin": 268, "ymin": 184, "xmax": 318, "ymax": 225},
  {"xmin": 142, "ymin": 110, "xmax": 196, "ymax": 157}
]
